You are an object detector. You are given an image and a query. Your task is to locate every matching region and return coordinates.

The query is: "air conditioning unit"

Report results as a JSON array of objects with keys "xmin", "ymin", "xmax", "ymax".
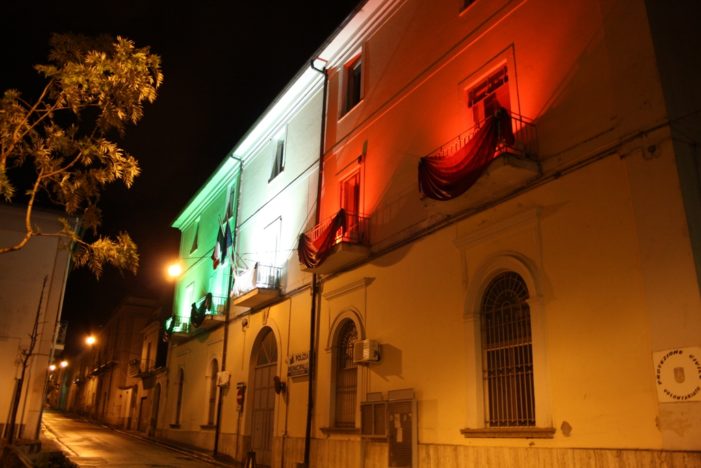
[{"xmin": 353, "ymin": 339, "xmax": 381, "ymax": 364}]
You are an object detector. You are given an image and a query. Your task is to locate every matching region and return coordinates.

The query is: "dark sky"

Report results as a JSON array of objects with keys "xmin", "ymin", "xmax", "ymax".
[{"xmin": 1, "ymin": 0, "xmax": 360, "ymax": 352}]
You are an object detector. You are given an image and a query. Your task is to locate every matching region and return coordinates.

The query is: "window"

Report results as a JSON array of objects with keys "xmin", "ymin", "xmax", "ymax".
[
  {"xmin": 262, "ymin": 217, "xmax": 281, "ymax": 268},
  {"xmin": 334, "ymin": 320, "xmax": 358, "ymax": 428},
  {"xmin": 481, "ymin": 271, "xmax": 534, "ymax": 427},
  {"xmin": 460, "ymin": 0, "xmax": 476, "ymax": 12},
  {"xmin": 145, "ymin": 341, "xmax": 151, "ymax": 372},
  {"xmin": 468, "ymin": 66, "xmax": 510, "ymax": 125},
  {"xmin": 182, "ymin": 283, "xmax": 194, "ymax": 322},
  {"xmin": 269, "ymin": 136, "xmax": 285, "ymax": 182},
  {"xmin": 340, "ymin": 171, "xmax": 362, "ymax": 243},
  {"xmin": 190, "ymin": 218, "xmax": 200, "ymax": 253},
  {"xmin": 340, "ymin": 171, "xmax": 361, "ymax": 216},
  {"xmin": 361, "ymin": 394, "xmax": 387, "ymax": 438},
  {"xmin": 174, "ymin": 368, "xmax": 184, "ymax": 426},
  {"xmin": 207, "ymin": 359, "xmax": 218, "ymax": 425},
  {"xmin": 226, "ymin": 184, "xmax": 237, "ymax": 220},
  {"xmin": 343, "ymin": 55, "xmax": 362, "ymax": 115}
]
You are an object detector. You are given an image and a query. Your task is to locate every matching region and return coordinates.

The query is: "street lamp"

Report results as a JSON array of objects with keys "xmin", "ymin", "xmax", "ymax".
[
  {"xmin": 166, "ymin": 262, "xmax": 183, "ymax": 280},
  {"xmin": 85, "ymin": 335, "xmax": 96, "ymax": 346},
  {"xmin": 60, "ymin": 360, "xmax": 68, "ymax": 368},
  {"xmin": 48, "ymin": 364, "xmax": 57, "ymax": 372}
]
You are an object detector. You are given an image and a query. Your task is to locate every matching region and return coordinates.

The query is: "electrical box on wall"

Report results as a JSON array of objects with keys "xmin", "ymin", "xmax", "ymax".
[{"xmin": 353, "ymin": 339, "xmax": 381, "ymax": 364}]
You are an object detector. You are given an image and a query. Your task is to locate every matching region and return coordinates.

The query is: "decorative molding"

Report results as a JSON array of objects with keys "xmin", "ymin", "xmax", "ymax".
[
  {"xmin": 323, "ymin": 277, "xmax": 374, "ymax": 300},
  {"xmin": 320, "ymin": 426, "xmax": 361, "ymax": 436}
]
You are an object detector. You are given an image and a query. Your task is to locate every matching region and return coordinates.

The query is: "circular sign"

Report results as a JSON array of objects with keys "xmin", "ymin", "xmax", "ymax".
[{"xmin": 654, "ymin": 348, "xmax": 701, "ymax": 402}]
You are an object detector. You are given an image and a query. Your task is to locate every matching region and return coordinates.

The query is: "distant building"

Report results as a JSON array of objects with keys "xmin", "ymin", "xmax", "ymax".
[
  {"xmin": 65, "ymin": 296, "xmax": 162, "ymax": 430},
  {"xmin": 0, "ymin": 205, "xmax": 74, "ymax": 440},
  {"xmin": 160, "ymin": 0, "xmax": 701, "ymax": 466}
]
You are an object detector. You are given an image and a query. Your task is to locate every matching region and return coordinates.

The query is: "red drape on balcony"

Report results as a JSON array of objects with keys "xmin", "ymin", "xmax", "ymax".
[
  {"xmin": 298, "ymin": 209, "xmax": 346, "ymax": 269},
  {"xmin": 419, "ymin": 108, "xmax": 514, "ymax": 201}
]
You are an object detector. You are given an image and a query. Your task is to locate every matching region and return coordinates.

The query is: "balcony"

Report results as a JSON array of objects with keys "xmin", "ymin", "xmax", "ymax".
[
  {"xmin": 168, "ymin": 317, "xmax": 191, "ymax": 343},
  {"xmin": 191, "ymin": 294, "xmax": 227, "ymax": 332},
  {"xmin": 300, "ymin": 211, "xmax": 370, "ymax": 274},
  {"xmin": 423, "ymin": 111, "xmax": 540, "ymax": 202},
  {"xmin": 233, "ymin": 263, "xmax": 282, "ymax": 308},
  {"xmin": 128, "ymin": 359, "xmax": 159, "ymax": 387}
]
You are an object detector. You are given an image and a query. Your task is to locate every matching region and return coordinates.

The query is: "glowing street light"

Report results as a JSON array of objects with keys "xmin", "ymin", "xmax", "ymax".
[
  {"xmin": 60, "ymin": 360, "xmax": 69, "ymax": 368},
  {"xmin": 48, "ymin": 364, "xmax": 56, "ymax": 372},
  {"xmin": 166, "ymin": 262, "xmax": 183, "ymax": 280},
  {"xmin": 85, "ymin": 335, "xmax": 96, "ymax": 346}
]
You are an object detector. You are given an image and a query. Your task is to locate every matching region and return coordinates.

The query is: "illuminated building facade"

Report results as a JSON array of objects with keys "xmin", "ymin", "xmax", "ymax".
[
  {"xmin": 162, "ymin": 0, "xmax": 701, "ymax": 466},
  {"xmin": 64, "ymin": 297, "xmax": 161, "ymax": 430},
  {"xmin": 0, "ymin": 206, "xmax": 74, "ymax": 441}
]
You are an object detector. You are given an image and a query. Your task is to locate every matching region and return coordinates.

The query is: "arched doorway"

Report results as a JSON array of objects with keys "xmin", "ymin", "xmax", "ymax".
[{"xmin": 250, "ymin": 328, "xmax": 277, "ymax": 467}]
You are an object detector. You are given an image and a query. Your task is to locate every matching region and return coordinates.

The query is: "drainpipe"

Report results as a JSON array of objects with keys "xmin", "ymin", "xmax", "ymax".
[
  {"xmin": 302, "ymin": 58, "xmax": 328, "ymax": 468},
  {"xmin": 213, "ymin": 155, "xmax": 243, "ymax": 458}
]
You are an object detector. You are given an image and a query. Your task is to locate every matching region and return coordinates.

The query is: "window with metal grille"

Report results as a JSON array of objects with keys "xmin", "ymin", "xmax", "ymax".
[
  {"xmin": 207, "ymin": 359, "xmax": 218, "ymax": 425},
  {"xmin": 334, "ymin": 320, "xmax": 358, "ymax": 428},
  {"xmin": 481, "ymin": 271, "xmax": 535, "ymax": 426}
]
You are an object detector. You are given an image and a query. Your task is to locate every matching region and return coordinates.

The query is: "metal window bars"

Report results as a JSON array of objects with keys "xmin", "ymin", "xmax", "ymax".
[{"xmin": 481, "ymin": 271, "xmax": 535, "ymax": 427}]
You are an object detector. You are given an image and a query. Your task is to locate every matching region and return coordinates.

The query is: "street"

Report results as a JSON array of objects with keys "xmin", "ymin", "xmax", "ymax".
[{"xmin": 42, "ymin": 411, "xmax": 220, "ymax": 467}]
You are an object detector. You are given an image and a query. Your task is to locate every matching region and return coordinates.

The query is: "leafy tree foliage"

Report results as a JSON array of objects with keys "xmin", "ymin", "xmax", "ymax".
[{"xmin": 0, "ymin": 34, "xmax": 162, "ymax": 277}]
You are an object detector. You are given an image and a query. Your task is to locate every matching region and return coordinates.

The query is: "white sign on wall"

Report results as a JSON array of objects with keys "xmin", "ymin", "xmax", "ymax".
[{"xmin": 653, "ymin": 347, "xmax": 701, "ymax": 403}]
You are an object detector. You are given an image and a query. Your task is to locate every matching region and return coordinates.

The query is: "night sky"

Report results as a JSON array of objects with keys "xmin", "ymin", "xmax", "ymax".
[{"xmin": 1, "ymin": 0, "xmax": 361, "ymax": 353}]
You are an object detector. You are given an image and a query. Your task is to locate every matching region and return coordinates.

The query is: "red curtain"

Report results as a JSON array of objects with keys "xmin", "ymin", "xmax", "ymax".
[
  {"xmin": 298, "ymin": 209, "xmax": 346, "ymax": 269},
  {"xmin": 419, "ymin": 108, "xmax": 514, "ymax": 201}
]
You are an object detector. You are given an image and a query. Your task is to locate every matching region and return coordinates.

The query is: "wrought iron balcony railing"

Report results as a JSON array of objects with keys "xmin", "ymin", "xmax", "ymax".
[
  {"xmin": 233, "ymin": 263, "xmax": 282, "ymax": 297},
  {"xmin": 194, "ymin": 293, "xmax": 227, "ymax": 316},
  {"xmin": 304, "ymin": 211, "xmax": 369, "ymax": 247},
  {"xmin": 428, "ymin": 110, "xmax": 537, "ymax": 160}
]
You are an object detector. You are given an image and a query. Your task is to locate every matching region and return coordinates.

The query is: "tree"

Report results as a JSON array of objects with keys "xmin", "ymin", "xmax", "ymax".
[{"xmin": 0, "ymin": 34, "xmax": 163, "ymax": 277}]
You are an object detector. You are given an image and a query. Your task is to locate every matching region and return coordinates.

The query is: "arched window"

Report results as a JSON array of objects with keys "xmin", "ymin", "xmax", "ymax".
[
  {"xmin": 481, "ymin": 271, "xmax": 534, "ymax": 427},
  {"xmin": 207, "ymin": 359, "xmax": 219, "ymax": 425},
  {"xmin": 175, "ymin": 368, "xmax": 184, "ymax": 425},
  {"xmin": 334, "ymin": 320, "xmax": 358, "ymax": 428}
]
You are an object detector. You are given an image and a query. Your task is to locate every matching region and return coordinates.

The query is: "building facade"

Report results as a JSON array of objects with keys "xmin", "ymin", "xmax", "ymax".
[
  {"xmin": 0, "ymin": 205, "xmax": 74, "ymax": 441},
  {"xmin": 160, "ymin": 0, "xmax": 701, "ymax": 466},
  {"xmin": 65, "ymin": 297, "xmax": 162, "ymax": 431}
]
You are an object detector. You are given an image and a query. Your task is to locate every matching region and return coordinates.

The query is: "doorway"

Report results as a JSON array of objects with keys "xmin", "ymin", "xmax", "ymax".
[{"xmin": 250, "ymin": 328, "xmax": 277, "ymax": 467}]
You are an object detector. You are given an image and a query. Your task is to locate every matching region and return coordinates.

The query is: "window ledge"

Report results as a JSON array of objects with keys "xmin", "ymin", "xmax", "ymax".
[
  {"xmin": 460, "ymin": 427, "xmax": 555, "ymax": 439},
  {"xmin": 360, "ymin": 434, "xmax": 387, "ymax": 441},
  {"xmin": 200, "ymin": 424, "xmax": 216, "ymax": 430},
  {"xmin": 320, "ymin": 426, "xmax": 360, "ymax": 435},
  {"xmin": 169, "ymin": 423, "xmax": 181, "ymax": 429}
]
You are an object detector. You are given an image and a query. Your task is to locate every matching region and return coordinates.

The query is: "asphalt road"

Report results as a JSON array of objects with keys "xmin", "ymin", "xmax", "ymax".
[{"xmin": 42, "ymin": 411, "xmax": 221, "ymax": 467}]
